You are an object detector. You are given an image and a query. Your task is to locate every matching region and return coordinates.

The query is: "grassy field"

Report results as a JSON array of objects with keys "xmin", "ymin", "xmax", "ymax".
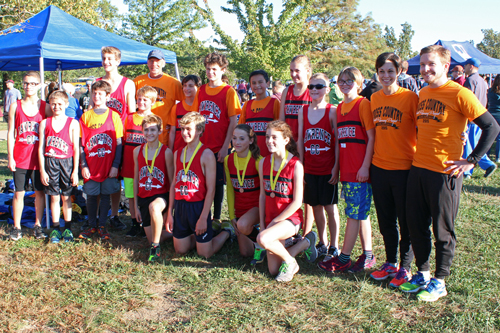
[{"xmin": 0, "ymin": 141, "xmax": 499, "ymax": 332}]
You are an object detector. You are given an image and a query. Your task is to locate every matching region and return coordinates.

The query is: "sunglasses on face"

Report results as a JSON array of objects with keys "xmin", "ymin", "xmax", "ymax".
[
  {"xmin": 338, "ymin": 79, "xmax": 354, "ymax": 86},
  {"xmin": 23, "ymin": 82, "xmax": 39, "ymax": 87},
  {"xmin": 307, "ymin": 84, "xmax": 327, "ymax": 90}
]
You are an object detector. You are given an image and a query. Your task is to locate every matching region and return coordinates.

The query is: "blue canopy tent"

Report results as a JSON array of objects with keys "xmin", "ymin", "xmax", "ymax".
[
  {"xmin": 407, "ymin": 40, "xmax": 500, "ymax": 75},
  {"xmin": 0, "ymin": 5, "xmax": 179, "ymax": 84}
]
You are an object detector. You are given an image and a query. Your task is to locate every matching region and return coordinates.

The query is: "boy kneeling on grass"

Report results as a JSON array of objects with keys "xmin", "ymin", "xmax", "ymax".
[
  {"xmin": 133, "ymin": 114, "xmax": 174, "ymax": 262},
  {"xmin": 166, "ymin": 112, "xmax": 235, "ymax": 259},
  {"xmin": 38, "ymin": 90, "xmax": 80, "ymax": 243}
]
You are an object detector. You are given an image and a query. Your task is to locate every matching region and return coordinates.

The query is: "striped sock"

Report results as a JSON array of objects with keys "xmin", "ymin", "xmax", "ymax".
[
  {"xmin": 339, "ymin": 252, "xmax": 351, "ymax": 264},
  {"xmin": 363, "ymin": 250, "xmax": 373, "ymax": 260}
]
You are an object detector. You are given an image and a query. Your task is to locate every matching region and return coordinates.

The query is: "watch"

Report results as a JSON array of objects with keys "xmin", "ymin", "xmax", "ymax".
[{"xmin": 466, "ymin": 155, "xmax": 478, "ymax": 165}]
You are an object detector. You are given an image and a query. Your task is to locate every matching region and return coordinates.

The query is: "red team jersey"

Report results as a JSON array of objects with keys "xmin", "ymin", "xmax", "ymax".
[
  {"xmin": 198, "ymin": 85, "xmax": 231, "ymax": 153},
  {"xmin": 174, "ymin": 145, "xmax": 208, "ymax": 202},
  {"xmin": 122, "ymin": 114, "xmax": 146, "ymax": 178},
  {"xmin": 227, "ymin": 153, "xmax": 260, "ymax": 218},
  {"xmin": 44, "ymin": 117, "xmax": 74, "ymax": 159},
  {"xmin": 98, "ymin": 76, "xmax": 129, "ymax": 124},
  {"xmin": 80, "ymin": 111, "xmax": 117, "ymax": 183},
  {"xmin": 283, "ymin": 85, "xmax": 312, "ymax": 142},
  {"xmin": 137, "ymin": 144, "xmax": 169, "ymax": 198},
  {"xmin": 172, "ymin": 101, "xmax": 191, "ymax": 153},
  {"xmin": 14, "ymin": 100, "xmax": 46, "ymax": 170},
  {"xmin": 337, "ymin": 99, "xmax": 369, "ymax": 183},
  {"xmin": 263, "ymin": 155, "xmax": 303, "ymax": 227},
  {"xmin": 243, "ymin": 99, "xmax": 275, "ymax": 157}
]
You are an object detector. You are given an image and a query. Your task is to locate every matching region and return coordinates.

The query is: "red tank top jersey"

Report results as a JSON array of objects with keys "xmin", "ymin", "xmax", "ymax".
[
  {"xmin": 174, "ymin": 145, "xmax": 208, "ymax": 202},
  {"xmin": 173, "ymin": 101, "xmax": 191, "ymax": 153},
  {"xmin": 284, "ymin": 85, "xmax": 312, "ymax": 141},
  {"xmin": 244, "ymin": 99, "xmax": 275, "ymax": 157},
  {"xmin": 44, "ymin": 117, "xmax": 74, "ymax": 159},
  {"xmin": 137, "ymin": 144, "xmax": 169, "ymax": 198},
  {"xmin": 337, "ymin": 99, "xmax": 369, "ymax": 183},
  {"xmin": 14, "ymin": 100, "xmax": 46, "ymax": 170},
  {"xmin": 80, "ymin": 110, "xmax": 117, "ymax": 183},
  {"xmin": 263, "ymin": 155, "xmax": 303, "ymax": 227},
  {"xmin": 98, "ymin": 76, "xmax": 129, "ymax": 124},
  {"xmin": 198, "ymin": 84, "xmax": 231, "ymax": 153},
  {"xmin": 227, "ymin": 153, "xmax": 260, "ymax": 218},
  {"xmin": 302, "ymin": 105, "xmax": 335, "ymax": 175},
  {"xmin": 121, "ymin": 114, "xmax": 146, "ymax": 178}
]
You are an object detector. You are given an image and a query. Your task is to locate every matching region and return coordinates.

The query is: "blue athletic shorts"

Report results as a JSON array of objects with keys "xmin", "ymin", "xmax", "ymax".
[
  {"xmin": 173, "ymin": 199, "xmax": 213, "ymax": 243},
  {"xmin": 341, "ymin": 181, "xmax": 372, "ymax": 220}
]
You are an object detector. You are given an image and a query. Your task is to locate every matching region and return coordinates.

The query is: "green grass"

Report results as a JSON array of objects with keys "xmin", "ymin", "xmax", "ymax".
[{"xmin": 0, "ymin": 145, "xmax": 499, "ymax": 331}]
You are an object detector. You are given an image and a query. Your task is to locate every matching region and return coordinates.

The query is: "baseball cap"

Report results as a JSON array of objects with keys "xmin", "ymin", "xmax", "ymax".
[
  {"xmin": 5, "ymin": 79, "xmax": 14, "ymax": 83},
  {"xmin": 148, "ymin": 49, "xmax": 165, "ymax": 60},
  {"xmin": 451, "ymin": 65, "xmax": 463, "ymax": 72},
  {"xmin": 464, "ymin": 58, "xmax": 481, "ymax": 67}
]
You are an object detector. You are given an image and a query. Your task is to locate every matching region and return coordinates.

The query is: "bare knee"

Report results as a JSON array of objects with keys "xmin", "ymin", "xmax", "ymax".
[{"xmin": 257, "ymin": 232, "xmax": 272, "ymax": 250}]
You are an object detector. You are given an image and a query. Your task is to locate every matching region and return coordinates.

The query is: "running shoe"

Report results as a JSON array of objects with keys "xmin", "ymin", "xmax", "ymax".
[
  {"xmin": 221, "ymin": 221, "xmax": 236, "ymax": 241},
  {"xmin": 304, "ymin": 232, "xmax": 318, "ymax": 263},
  {"xmin": 275, "ymin": 259, "xmax": 299, "ymax": 282},
  {"xmin": 318, "ymin": 255, "xmax": 351, "ymax": 273},
  {"xmin": 33, "ymin": 225, "xmax": 47, "ymax": 239},
  {"xmin": 250, "ymin": 247, "xmax": 266, "ymax": 265},
  {"xmin": 416, "ymin": 278, "xmax": 448, "ymax": 302},
  {"xmin": 109, "ymin": 216, "xmax": 127, "ymax": 230},
  {"xmin": 79, "ymin": 227, "xmax": 97, "ymax": 239},
  {"xmin": 9, "ymin": 227, "xmax": 22, "ymax": 241},
  {"xmin": 126, "ymin": 224, "xmax": 141, "ymax": 237},
  {"xmin": 62, "ymin": 229, "xmax": 74, "ymax": 242},
  {"xmin": 212, "ymin": 219, "xmax": 221, "ymax": 232},
  {"xmin": 98, "ymin": 226, "xmax": 111, "ymax": 240},
  {"xmin": 370, "ymin": 262, "xmax": 399, "ymax": 280},
  {"xmin": 50, "ymin": 230, "xmax": 62, "ymax": 244},
  {"xmin": 148, "ymin": 245, "xmax": 161, "ymax": 263},
  {"xmin": 348, "ymin": 254, "xmax": 377, "ymax": 273},
  {"xmin": 389, "ymin": 267, "xmax": 411, "ymax": 288},
  {"xmin": 323, "ymin": 246, "xmax": 340, "ymax": 262},
  {"xmin": 399, "ymin": 271, "xmax": 430, "ymax": 293},
  {"xmin": 316, "ymin": 243, "xmax": 328, "ymax": 258}
]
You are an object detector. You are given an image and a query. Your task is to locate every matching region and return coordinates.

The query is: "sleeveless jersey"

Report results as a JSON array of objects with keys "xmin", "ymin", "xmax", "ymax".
[
  {"xmin": 122, "ymin": 114, "xmax": 146, "ymax": 178},
  {"xmin": 80, "ymin": 110, "xmax": 117, "ymax": 183},
  {"xmin": 174, "ymin": 145, "xmax": 208, "ymax": 202},
  {"xmin": 227, "ymin": 153, "xmax": 260, "ymax": 218},
  {"xmin": 284, "ymin": 85, "xmax": 312, "ymax": 141},
  {"xmin": 173, "ymin": 101, "xmax": 192, "ymax": 153},
  {"xmin": 302, "ymin": 105, "xmax": 335, "ymax": 175},
  {"xmin": 337, "ymin": 99, "xmax": 369, "ymax": 183},
  {"xmin": 137, "ymin": 144, "xmax": 169, "ymax": 198},
  {"xmin": 244, "ymin": 98, "xmax": 275, "ymax": 157},
  {"xmin": 98, "ymin": 76, "xmax": 129, "ymax": 124},
  {"xmin": 198, "ymin": 84, "xmax": 231, "ymax": 153},
  {"xmin": 14, "ymin": 100, "xmax": 46, "ymax": 170},
  {"xmin": 44, "ymin": 117, "xmax": 74, "ymax": 159},
  {"xmin": 263, "ymin": 155, "xmax": 303, "ymax": 227}
]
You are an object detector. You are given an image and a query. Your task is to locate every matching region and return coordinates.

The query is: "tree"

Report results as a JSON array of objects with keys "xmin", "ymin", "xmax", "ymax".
[
  {"xmin": 120, "ymin": 0, "xmax": 205, "ymax": 47},
  {"xmin": 383, "ymin": 22, "xmax": 418, "ymax": 61},
  {"xmin": 194, "ymin": 0, "xmax": 313, "ymax": 81},
  {"xmin": 477, "ymin": 29, "xmax": 500, "ymax": 59},
  {"xmin": 306, "ymin": 0, "xmax": 386, "ymax": 78}
]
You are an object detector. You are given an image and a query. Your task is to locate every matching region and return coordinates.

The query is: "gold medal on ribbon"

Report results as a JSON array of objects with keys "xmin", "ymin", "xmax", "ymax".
[
  {"xmin": 234, "ymin": 152, "xmax": 251, "ymax": 195},
  {"xmin": 145, "ymin": 143, "xmax": 162, "ymax": 181},
  {"xmin": 269, "ymin": 151, "xmax": 288, "ymax": 198},
  {"xmin": 182, "ymin": 142, "xmax": 202, "ymax": 183}
]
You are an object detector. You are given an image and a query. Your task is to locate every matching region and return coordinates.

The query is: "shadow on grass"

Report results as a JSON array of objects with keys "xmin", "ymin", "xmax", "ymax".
[{"xmin": 462, "ymin": 184, "xmax": 500, "ymax": 196}]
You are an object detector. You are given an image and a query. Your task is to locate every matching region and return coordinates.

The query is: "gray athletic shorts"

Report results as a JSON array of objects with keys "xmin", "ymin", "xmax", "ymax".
[{"xmin": 83, "ymin": 177, "xmax": 120, "ymax": 196}]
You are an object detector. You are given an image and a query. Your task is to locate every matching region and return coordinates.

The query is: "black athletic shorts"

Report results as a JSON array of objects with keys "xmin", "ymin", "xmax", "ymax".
[
  {"xmin": 44, "ymin": 157, "xmax": 75, "ymax": 196},
  {"xmin": 304, "ymin": 173, "xmax": 339, "ymax": 206},
  {"xmin": 137, "ymin": 193, "xmax": 169, "ymax": 227},
  {"xmin": 173, "ymin": 199, "xmax": 213, "ymax": 243},
  {"xmin": 13, "ymin": 168, "xmax": 43, "ymax": 192}
]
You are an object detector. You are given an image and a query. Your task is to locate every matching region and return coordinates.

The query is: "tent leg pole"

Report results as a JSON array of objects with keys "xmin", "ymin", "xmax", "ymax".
[
  {"xmin": 174, "ymin": 63, "xmax": 180, "ymax": 80},
  {"xmin": 58, "ymin": 70, "xmax": 62, "ymax": 87},
  {"xmin": 40, "ymin": 57, "xmax": 50, "ymax": 230}
]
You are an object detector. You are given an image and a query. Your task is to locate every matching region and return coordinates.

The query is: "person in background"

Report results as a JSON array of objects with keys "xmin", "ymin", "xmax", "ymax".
[
  {"xmin": 62, "ymin": 83, "xmax": 82, "ymax": 120},
  {"xmin": 360, "ymin": 73, "xmax": 383, "ymax": 101},
  {"xmin": 487, "ymin": 75, "xmax": 500, "ymax": 162},
  {"xmin": 79, "ymin": 79, "xmax": 94, "ymax": 113},
  {"xmin": 451, "ymin": 65, "xmax": 465, "ymax": 86},
  {"xmin": 221, "ymin": 74, "xmax": 230, "ymax": 85},
  {"xmin": 397, "ymin": 61, "xmax": 419, "ymax": 94},
  {"xmin": 3, "ymin": 79, "xmax": 21, "ymax": 124},
  {"xmin": 272, "ymin": 80, "xmax": 284, "ymax": 101},
  {"xmin": 328, "ymin": 76, "xmax": 343, "ymax": 106}
]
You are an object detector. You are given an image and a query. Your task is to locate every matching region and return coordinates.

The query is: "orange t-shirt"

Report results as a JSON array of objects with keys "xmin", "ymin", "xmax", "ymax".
[
  {"xmin": 133, "ymin": 73, "xmax": 184, "ymax": 144},
  {"xmin": 239, "ymin": 96, "xmax": 280, "ymax": 124},
  {"xmin": 413, "ymin": 80, "xmax": 486, "ymax": 174},
  {"xmin": 340, "ymin": 96, "xmax": 374, "ymax": 130},
  {"xmin": 194, "ymin": 83, "xmax": 242, "ymax": 117},
  {"xmin": 371, "ymin": 88, "xmax": 418, "ymax": 170}
]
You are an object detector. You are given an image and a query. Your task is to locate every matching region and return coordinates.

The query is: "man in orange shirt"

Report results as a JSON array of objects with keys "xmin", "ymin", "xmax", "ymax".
[
  {"xmin": 134, "ymin": 50, "xmax": 184, "ymax": 145},
  {"xmin": 400, "ymin": 45, "xmax": 499, "ymax": 302}
]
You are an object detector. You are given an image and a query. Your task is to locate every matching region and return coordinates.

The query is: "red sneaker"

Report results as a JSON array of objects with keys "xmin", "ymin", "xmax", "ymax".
[
  {"xmin": 98, "ymin": 226, "xmax": 110, "ymax": 240},
  {"xmin": 389, "ymin": 267, "xmax": 411, "ymax": 288},
  {"xmin": 317, "ymin": 255, "xmax": 351, "ymax": 273},
  {"xmin": 79, "ymin": 227, "xmax": 97, "ymax": 239},
  {"xmin": 348, "ymin": 254, "xmax": 376, "ymax": 273},
  {"xmin": 370, "ymin": 262, "xmax": 399, "ymax": 280}
]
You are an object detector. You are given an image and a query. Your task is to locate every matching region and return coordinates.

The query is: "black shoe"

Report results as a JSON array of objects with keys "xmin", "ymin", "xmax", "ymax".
[
  {"xmin": 9, "ymin": 227, "xmax": 22, "ymax": 241},
  {"xmin": 148, "ymin": 245, "xmax": 161, "ymax": 263},
  {"xmin": 484, "ymin": 165, "xmax": 497, "ymax": 178},
  {"xmin": 33, "ymin": 225, "xmax": 47, "ymax": 239},
  {"xmin": 109, "ymin": 216, "xmax": 127, "ymax": 230},
  {"xmin": 126, "ymin": 224, "xmax": 141, "ymax": 237}
]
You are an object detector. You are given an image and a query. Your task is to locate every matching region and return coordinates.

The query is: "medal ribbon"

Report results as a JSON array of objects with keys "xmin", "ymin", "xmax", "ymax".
[
  {"xmin": 183, "ymin": 141, "xmax": 202, "ymax": 178},
  {"xmin": 234, "ymin": 152, "xmax": 252, "ymax": 188},
  {"xmin": 270, "ymin": 151, "xmax": 288, "ymax": 191},
  {"xmin": 145, "ymin": 143, "xmax": 162, "ymax": 176}
]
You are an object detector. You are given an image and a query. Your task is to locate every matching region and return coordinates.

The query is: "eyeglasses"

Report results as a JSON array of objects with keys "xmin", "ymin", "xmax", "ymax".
[
  {"xmin": 307, "ymin": 84, "xmax": 327, "ymax": 90},
  {"xmin": 23, "ymin": 82, "xmax": 39, "ymax": 87},
  {"xmin": 337, "ymin": 79, "xmax": 354, "ymax": 86}
]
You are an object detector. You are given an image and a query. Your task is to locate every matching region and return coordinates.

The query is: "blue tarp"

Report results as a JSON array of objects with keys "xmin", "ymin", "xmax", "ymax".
[
  {"xmin": 0, "ymin": 5, "xmax": 177, "ymax": 71},
  {"xmin": 407, "ymin": 40, "xmax": 500, "ymax": 75}
]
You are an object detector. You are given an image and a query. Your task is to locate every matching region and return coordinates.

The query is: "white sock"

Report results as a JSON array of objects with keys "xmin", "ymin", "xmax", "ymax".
[{"xmin": 420, "ymin": 271, "xmax": 431, "ymax": 280}]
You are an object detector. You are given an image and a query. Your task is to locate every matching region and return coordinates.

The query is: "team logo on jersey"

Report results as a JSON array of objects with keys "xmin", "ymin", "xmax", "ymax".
[
  {"xmin": 126, "ymin": 132, "xmax": 146, "ymax": 144},
  {"xmin": 230, "ymin": 178, "xmax": 256, "ymax": 190},
  {"xmin": 139, "ymin": 166, "xmax": 165, "ymax": 190},
  {"xmin": 199, "ymin": 100, "xmax": 221, "ymax": 123},
  {"xmin": 304, "ymin": 128, "xmax": 331, "ymax": 145},
  {"xmin": 417, "ymin": 99, "xmax": 446, "ymax": 123},
  {"xmin": 264, "ymin": 179, "xmax": 289, "ymax": 195},
  {"xmin": 86, "ymin": 133, "xmax": 113, "ymax": 152},
  {"xmin": 284, "ymin": 105, "xmax": 302, "ymax": 116},
  {"xmin": 248, "ymin": 121, "xmax": 268, "ymax": 133},
  {"xmin": 17, "ymin": 121, "xmax": 39, "ymax": 136},
  {"xmin": 338, "ymin": 126, "xmax": 356, "ymax": 139},
  {"xmin": 152, "ymin": 86, "xmax": 166, "ymax": 103},
  {"xmin": 373, "ymin": 106, "xmax": 403, "ymax": 129},
  {"xmin": 175, "ymin": 170, "xmax": 200, "ymax": 196},
  {"xmin": 46, "ymin": 135, "xmax": 69, "ymax": 154},
  {"xmin": 107, "ymin": 98, "xmax": 124, "ymax": 115}
]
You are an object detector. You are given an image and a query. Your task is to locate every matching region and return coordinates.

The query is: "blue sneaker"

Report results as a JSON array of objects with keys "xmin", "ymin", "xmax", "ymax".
[
  {"xmin": 62, "ymin": 229, "xmax": 74, "ymax": 242},
  {"xmin": 399, "ymin": 271, "xmax": 430, "ymax": 293},
  {"xmin": 50, "ymin": 230, "xmax": 62, "ymax": 244},
  {"xmin": 416, "ymin": 278, "xmax": 448, "ymax": 302}
]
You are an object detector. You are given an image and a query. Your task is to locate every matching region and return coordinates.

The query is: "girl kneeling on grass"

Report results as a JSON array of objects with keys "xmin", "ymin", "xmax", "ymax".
[
  {"xmin": 257, "ymin": 120, "xmax": 317, "ymax": 282},
  {"xmin": 224, "ymin": 124, "xmax": 264, "ymax": 264}
]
